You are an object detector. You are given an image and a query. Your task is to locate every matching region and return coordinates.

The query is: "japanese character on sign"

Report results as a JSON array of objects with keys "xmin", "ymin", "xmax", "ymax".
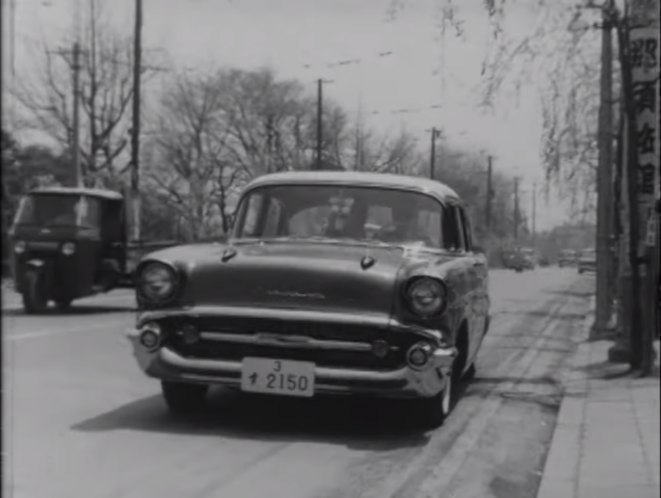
[
  {"xmin": 632, "ymin": 81, "xmax": 657, "ymax": 114},
  {"xmin": 637, "ymin": 162, "xmax": 656, "ymax": 195},
  {"xmin": 630, "ymin": 37, "xmax": 658, "ymax": 69},
  {"xmin": 636, "ymin": 122, "xmax": 656, "ymax": 155}
]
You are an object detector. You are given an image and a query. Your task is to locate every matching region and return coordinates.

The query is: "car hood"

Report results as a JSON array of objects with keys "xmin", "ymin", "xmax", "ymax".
[{"xmin": 148, "ymin": 241, "xmax": 448, "ymax": 316}]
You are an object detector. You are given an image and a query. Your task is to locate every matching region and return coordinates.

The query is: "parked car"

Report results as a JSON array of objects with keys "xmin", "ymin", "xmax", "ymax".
[
  {"xmin": 558, "ymin": 249, "xmax": 577, "ymax": 267},
  {"xmin": 127, "ymin": 171, "xmax": 491, "ymax": 428},
  {"xmin": 577, "ymin": 248, "xmax": 597, "ymax": 274}
]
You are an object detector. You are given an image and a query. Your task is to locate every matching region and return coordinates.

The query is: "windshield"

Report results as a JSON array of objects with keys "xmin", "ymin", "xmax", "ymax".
[
  {"xmin": 14, "ymin": 194, "xmax": 101, "ymax": 229},
  {"xmin": 232, "ymin": 185, "xmax": 445, "ymax": 248}
]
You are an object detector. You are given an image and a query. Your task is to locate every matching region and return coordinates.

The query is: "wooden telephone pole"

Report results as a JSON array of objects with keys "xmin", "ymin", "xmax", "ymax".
[
  {"xmin": 315, "ymin": 78, "xmax": 323, "ymax": 170},
  {"xmin": 486, "ymin": 155, "xmax": 493, "ymax": 232},
  {"xmin": 428, "ymin": 127, "xmax": 442, "ymax": 180},
  {"xmin": 72, "ymin": 41, "xmax": 82, "ymax": 187},
  {"xmin": 514, "ymin": 177, "xmax": 520, "ymax": 241},
  {"xmin": 130, "ymin": 0, "xmax": 143, "ymax": 241}
]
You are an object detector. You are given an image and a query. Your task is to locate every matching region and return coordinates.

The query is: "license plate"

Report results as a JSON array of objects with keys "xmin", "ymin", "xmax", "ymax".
[{"xmin": 240, "ymin": 357, "xmax": 315, "ymax": 397}]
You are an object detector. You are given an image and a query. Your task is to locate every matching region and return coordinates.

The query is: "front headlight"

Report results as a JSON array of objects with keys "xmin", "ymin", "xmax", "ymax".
[
  {"xmin": 61, "ymin": 242, "xmax": 76, "ymax": 256},
  {"xmin": 405, "ymin": 277, "xmax": 447, "ymax": 317},
  {"xmin": 14, "ymin": 240, "xmax": 26, "ymax": 254},
  {"xmin": 137, "ymin": 262, "xmax": 178, "ymax": 304}
]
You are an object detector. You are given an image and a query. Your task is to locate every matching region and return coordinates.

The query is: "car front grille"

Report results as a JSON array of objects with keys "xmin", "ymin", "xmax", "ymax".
[{"xmin": 160, "ymin": 317, "xmax": 422, "ymax": 371}]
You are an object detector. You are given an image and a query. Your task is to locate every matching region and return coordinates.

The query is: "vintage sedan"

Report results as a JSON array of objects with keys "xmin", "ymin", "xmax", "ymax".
[{"xmin": 127, "ymin": 171, "xmax": 490, "ymax": 427}]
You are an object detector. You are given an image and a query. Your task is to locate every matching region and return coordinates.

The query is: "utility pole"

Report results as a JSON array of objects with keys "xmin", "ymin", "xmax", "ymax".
[
  {"xmin": 593, "ymin": 0, "xmax": 615, "ymax": 337},
  {"xmin": 130, "ymin": 0, "xmax": 143, "ymax": 241},
  {"xmin": 514, "ymin": 177, "xmax": 520, "ymax": 241},
  {"xmin": 72, "ymin": 41, "xmax": 82, "ymax": 187},
  {"xmin": 428, "ymin": 127, "xmax": 441, "ymax": 180},
  {"xmin": 315, "ymin": 78, "xmax": 323, "ymax": 170},
  {"xmin": 532, "ymin": 181, "xmax": 537, "ymax": 246},
  {"xmin": 486, "ymin": 155, "xmax": 493, "ymax": 232}
]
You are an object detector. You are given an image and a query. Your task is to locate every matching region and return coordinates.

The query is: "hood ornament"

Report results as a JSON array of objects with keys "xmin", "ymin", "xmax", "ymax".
[
  {"xmin": 361, "ymin": 255, "xmax": 376, "ymax": 270},
  {"xmin": 221, "ymin": 247, "xmax": 237, "ymax": 262}
]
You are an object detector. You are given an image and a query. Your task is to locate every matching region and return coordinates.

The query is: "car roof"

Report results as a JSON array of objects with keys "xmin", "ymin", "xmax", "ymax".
[
  {"xmin": 244, "ymin": 171, "xmax": 462, "ymax": 203},
  {"xmin": 28, "ymin": 186, "xmax": 124, "ymax": 201}
]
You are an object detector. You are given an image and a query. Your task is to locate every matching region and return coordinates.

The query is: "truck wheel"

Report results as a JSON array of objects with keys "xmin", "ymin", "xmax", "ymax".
[
  {"xmin": 417, "ymin": 375, "xmax": 453, "ymax": 429},
  {"xmin": 161, "ymin": 381, "xmax": 208, "ymax": 415},
  {"xmin": 22, "ymin": 270, "xmax": 48, "ymax": 314}
]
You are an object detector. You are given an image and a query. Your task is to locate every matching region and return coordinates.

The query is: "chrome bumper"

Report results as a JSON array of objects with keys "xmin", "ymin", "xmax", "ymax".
[{"xmin": 126, "ymin": 328, "xmax": 457, "ymax": 398}]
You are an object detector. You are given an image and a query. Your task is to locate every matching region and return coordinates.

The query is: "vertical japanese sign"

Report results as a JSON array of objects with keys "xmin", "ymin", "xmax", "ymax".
[{"xmin": 630, "ymin": 0, "xmax": 660, "ymax": 249}]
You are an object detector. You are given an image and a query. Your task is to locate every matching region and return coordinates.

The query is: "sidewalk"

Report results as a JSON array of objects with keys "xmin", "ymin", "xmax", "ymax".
[{"xmin": 538, "ymin": 300, "xmax": 660, "ymax": 498}]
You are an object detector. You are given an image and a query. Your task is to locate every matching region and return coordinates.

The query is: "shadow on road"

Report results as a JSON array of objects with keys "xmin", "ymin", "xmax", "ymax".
[
  {"xmin": 2, "ymin": 304, "xmax": 135, "ymax": 317},
  {"xmin": 71, "ymin": 389, "xmax": 431, "ymax": 451}
]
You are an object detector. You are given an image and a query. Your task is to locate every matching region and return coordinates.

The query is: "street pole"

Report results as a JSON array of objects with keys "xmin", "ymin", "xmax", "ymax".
[
  {"xmin": 486, "ymin": 155, "xmax": 493, "ymax": 232},
  {"xmin": 315, "ymin": 78, "xmax": 322, "ymax": 170},
  {"xmin": 532, "ymin": 181, "xmax": 537, "ymax": 247},
  {"xmin": 593, "ymin": 0, "xmax": 615, "ymax": 337},
  {"xmin": 429, "ymin": 127, "xmax": 437, "ymax": 180},
  {"xmin": 130, "ymin": 0, "xmax": 143, "ymax": 241},
  {"xmin": 72, "ymin": 41, "xmax": 82, "ymax": 187},
  {"xmin": 514, "ymin": 177, "xmax": 520, "ymax": 241},
  {"xmin": 628, "ymin": 0, "xmax": 660, "ymax": 374}
]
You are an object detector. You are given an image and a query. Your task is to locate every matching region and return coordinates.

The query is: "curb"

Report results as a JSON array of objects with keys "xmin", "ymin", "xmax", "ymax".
[{"xmin": 537, "ymin": 293, "xmax": 593, "ymax": 498}]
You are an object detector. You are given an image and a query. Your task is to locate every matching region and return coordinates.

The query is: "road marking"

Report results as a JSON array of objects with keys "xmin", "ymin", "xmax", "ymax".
[{"xmin": 6, "ymin": 319, "xmax": 131, "ymax": 341}]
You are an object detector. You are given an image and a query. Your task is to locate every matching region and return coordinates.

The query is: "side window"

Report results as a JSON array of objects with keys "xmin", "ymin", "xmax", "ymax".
[
  {"xmin": 454, "ymin": 208, "xmax": 467, "ymax": 252},
  {"xmin": 459, "ymin": 208, "xmax": 472, "ymax": 251},
  {"xmin": 442, "ymin": 205, "xmax": 467, "ymax": 252},
  {"xmin": 240, "ymin": 193, "xmax": 264, "ymax": 237}
]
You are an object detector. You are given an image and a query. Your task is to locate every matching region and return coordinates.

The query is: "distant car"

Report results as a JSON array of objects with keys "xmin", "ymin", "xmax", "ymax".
[
  {"xmin": 127, "ymin": 171, "xmax": 491, "ymax": 428},
  {"xmin": 558, "ymin": 249, "xmax": 577, "ymax": 267},
  {"xmin": 577, "ymin": 248, "xmax": 596, "ymax": 274},
  {"xmin": 520, "ymin": 248, "xmax": 537, "ymax": 269},
  {"xmin": 502, "ymin": 249, "xmax": 526, "ymax": 272}
]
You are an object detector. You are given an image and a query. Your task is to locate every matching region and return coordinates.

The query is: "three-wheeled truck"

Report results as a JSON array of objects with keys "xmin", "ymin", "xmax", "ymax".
[{"xmin": 8, "ymin": 186, "xmax": 173, "ymax": 314}]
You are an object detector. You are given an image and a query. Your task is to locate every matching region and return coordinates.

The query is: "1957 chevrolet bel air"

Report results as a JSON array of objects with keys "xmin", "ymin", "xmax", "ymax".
[{"xmin": 127, "ymin": 171, "xmax": 490, "ymax": 428}]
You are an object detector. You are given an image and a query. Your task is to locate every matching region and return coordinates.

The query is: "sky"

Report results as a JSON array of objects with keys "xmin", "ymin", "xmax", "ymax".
[{"xmin": 2, "ymin": 0, "xmax": 576, "ymax": 230}]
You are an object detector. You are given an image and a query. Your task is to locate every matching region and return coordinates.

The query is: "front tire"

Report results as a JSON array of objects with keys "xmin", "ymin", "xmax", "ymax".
[
  {"xmin": 463, "ymin": 363, "xmax": 476, "ymax": 381},
  {"xmin": 22, "ymin": 270, "xmax": 48, "ymax": 314},
  {"xmin": 55, "ymin": 299, "xmax": 73, "ymax": 311},
  {"xmin": 161, "ymin": 381, "xmax": 208, "ymax": 415},
  {"xmin": 417, "ymin": 375, "xmax": 452, "ymax": 429}
]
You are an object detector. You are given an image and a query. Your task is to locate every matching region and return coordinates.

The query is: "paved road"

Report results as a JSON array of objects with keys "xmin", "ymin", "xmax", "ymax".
[{"xmin": 2, "ymin": 268, "xmax": 593, "ymax": 498}]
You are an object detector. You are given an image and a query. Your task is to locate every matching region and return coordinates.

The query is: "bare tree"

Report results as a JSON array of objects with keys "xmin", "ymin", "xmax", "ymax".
[
  {"xmin": 12, "ymin": 2, "xmax": 158, "ymax": 186},
  {"xmin": 147, "ymin": 71, "xmax": 238, "ymax": 240}
]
